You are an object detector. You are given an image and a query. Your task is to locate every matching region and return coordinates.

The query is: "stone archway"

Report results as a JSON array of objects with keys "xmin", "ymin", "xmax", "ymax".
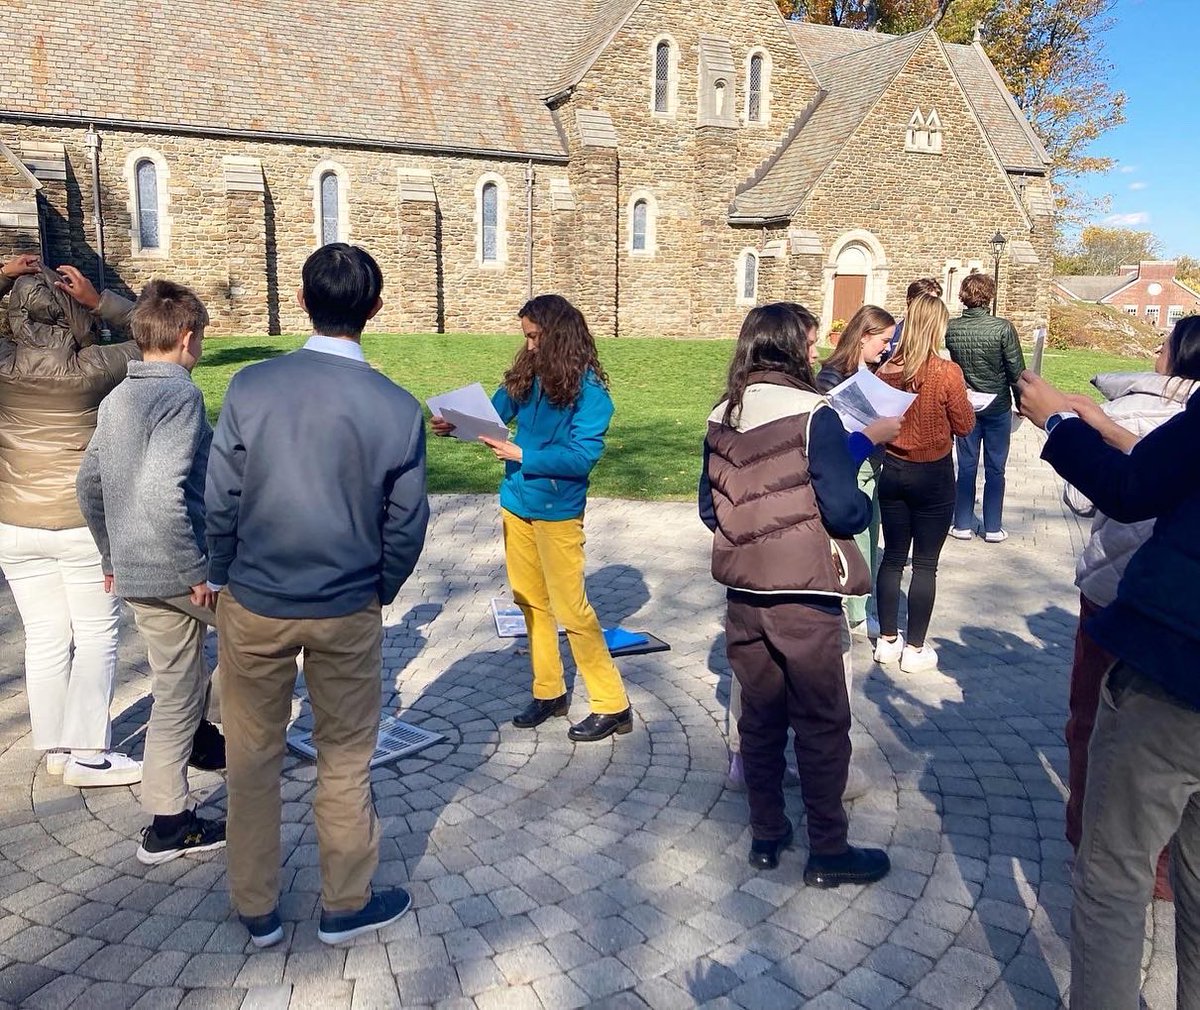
[{"xmin": 821, "ymin": 229, "xmax": 889, "ymax": 336}]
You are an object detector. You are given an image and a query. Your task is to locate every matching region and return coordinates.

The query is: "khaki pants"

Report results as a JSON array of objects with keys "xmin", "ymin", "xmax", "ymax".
[
  {"xmin": 1072, "ymin": 662, "xmax": 1200, "ymax": 1010},
  {"xmin": 501, "ymin": 509, "xmax": 628, "ymax": 714},
  {"xmin": 217, "ymin": 589, "xmax": 383, "ymax": 917},
  {"xmin": 126, "ymin": 595, "xmax": 217, "ymax": 816}
]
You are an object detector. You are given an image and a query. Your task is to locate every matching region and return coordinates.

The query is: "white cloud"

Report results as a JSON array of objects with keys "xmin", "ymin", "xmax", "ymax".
[
  {"xmin": 1129, "ymin": 181, "xmax": 1148, "ymax": 191},
  {"xmin": 1118, "ymin": 165, "xmax": 1139, "ymax": 174},
  {"xmin": 1104, "ymin": 212, "xmax": 1150, "ymax": 226}
]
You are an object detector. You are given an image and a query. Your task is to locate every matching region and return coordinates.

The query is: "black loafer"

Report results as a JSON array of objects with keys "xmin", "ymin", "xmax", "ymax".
[
  {"xmin": 512, "ymin": 695, "xmax": 570, "ymax": 729},
  {"xmin": 567, "ymin": 708, "xmax": 633, "ymax": 742},
  {"xmin": 749, "ymin": 824, "xmax": 794, "ymax": 870},
  {"xmin": 804, "ymin": 845, "xmax": 891, "ymax": 888}
]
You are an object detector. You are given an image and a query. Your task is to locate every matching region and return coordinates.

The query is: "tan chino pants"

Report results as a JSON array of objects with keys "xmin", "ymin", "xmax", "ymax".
[{"xmin": 217, "ymin": 589, "xmax": 384, "ymax": 917}]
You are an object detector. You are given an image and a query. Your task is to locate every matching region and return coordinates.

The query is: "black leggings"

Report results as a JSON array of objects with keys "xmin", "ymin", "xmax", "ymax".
[{"xmin": 877, "ymin": 454, "xmax": 955, "ymax": 648}]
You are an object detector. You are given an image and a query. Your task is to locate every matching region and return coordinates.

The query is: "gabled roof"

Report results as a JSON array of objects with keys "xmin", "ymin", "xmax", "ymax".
[
  {"xmin": 789, "ymin": 22, "xmax": 1049, "ymax": 172},
  {"xmin": 1055, "ymin": 275, "xmax": 1132, "ymax": 301},
  {"xmin": 542, "ymin": 0, "xmax": 644, "ymax": 100},
  {"xmin": 0, "ymin": 0, "xmax": 576, "ymax": 159},
  {"xmin": 729, "ymin": 31, "xmax": 927, "ymax": 222}
]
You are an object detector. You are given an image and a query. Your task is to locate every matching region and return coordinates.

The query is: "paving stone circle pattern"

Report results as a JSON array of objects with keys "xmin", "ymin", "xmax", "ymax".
[{"xmin": 0, "ymin": 426, "xmax": 1176, "ymax": 1009}]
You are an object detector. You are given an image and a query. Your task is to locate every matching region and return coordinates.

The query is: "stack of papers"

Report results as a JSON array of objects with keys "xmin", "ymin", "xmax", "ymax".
[
  {"xmin": 826, "ymin": 368, "xmax": 917, "ymax": 433},
  {"xmin": 967, "ymin": 391, "xmax": 997, "ymax": 412},
  {"xmin": 427, "ymin": 383, "xmax": 510, "ymax": 443}
]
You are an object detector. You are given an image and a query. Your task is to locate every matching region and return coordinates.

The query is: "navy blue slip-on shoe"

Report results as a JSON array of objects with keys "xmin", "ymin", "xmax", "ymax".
[
  {"xmin": 239, "ymin": 909, "xmax": 284, "ymax": 948},
  {"xmin": 318, "ymin": 887, "xmax": 412, "ymax": 945}
]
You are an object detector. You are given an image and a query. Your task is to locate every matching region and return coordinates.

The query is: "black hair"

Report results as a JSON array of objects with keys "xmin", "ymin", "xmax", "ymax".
[
  {"xmin": 1167, "ymin": 316, "xmax": 1200, "ymax": 382},
  {"xmin": 720, "ymin": 302, "xmax": 817, "ymax": 425},
  {"xmin": 301, "ymin": 243, "xmax": 383, "ymax": 337}
]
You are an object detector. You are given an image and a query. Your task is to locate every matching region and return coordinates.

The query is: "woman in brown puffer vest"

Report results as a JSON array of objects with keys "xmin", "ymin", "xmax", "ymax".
[
  {"xmin": 0, "ymin": 256, "xmax": 140, "ymax": 784},
  {"xmin": 698, "ymin": 302, "xmax": 891, "ymax": 888}
]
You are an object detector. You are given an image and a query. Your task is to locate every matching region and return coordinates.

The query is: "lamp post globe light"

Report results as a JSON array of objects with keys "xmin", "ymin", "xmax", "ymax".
[{"xmin": 990, "ymin": 231, "xmax": 1007, "ymax": 314}]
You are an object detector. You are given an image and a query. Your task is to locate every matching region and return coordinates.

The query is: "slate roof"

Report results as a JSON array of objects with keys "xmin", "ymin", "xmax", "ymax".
[
  {"xmin": 1055, "ymin": 275, "xmax": 1134, "ymax": 301},
  {"xmin": 730, "ymin": 31, "xmax": 928, "ymax": 222},
  {"xmin": 0, "ymin": 0, "xmax": 577, "ymax": 159},
  {"xmin": 730, "ymin": 23, "xmax": 1049, "ymax": 222}
]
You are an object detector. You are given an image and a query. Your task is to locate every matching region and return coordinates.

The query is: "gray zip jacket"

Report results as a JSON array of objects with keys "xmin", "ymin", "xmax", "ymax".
[
  {"xmin": 76, "ymin": 360, "xmax": 211, "ymax": 598},
  {"xmin": 1065, "ymin": 372, "xmax": 1195, "ymax": 606}
]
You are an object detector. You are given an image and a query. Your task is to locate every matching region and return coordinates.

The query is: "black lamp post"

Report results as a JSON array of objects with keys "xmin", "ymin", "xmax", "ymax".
[{"xmin": 990, "ymin": 231, "xmax": 1007, "ymax": 314}]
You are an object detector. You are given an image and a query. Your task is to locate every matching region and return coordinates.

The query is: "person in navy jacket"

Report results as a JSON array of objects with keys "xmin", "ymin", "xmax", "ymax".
[
  {"xmin": 432, "ymin": 295, "xmax": 631, "ymax": 743},
  {"xmin": 1019, "ymin": 367, "xmax": 1200, "ymax": 1010}
]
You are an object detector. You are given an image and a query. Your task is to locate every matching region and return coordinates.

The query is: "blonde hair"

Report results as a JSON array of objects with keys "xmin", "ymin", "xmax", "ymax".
[{"xmin": 892, "ymin": 294, "xmax": 948, "ymax": 386}]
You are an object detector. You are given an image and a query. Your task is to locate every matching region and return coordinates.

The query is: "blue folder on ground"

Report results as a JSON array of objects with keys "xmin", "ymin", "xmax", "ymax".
[{"xmin": 603, "ymin": 627, "xmax": 648, "ymax": 651}]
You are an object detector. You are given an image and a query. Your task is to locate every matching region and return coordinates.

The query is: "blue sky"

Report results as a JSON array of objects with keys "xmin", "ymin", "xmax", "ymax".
[{"xmin": 1073, "ymin": 0, "xmax": 1199, "ymax": 258}]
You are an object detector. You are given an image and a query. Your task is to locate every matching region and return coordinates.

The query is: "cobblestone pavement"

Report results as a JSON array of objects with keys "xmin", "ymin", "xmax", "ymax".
[{"xmin": 0, "ymin": 423, "xmax": 1176, "ymax": 1009}]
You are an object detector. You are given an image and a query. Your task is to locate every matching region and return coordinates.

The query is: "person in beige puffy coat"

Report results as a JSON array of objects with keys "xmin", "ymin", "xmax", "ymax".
[{"xmin": 0, "ymin": 255, "xmax": 140, "ymax": 785}]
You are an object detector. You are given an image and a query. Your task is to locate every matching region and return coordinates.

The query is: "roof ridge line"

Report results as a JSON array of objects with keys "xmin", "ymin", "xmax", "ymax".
[{"xmin": 733, "ymin": 89, "xmax": 827, "ymax": 200}]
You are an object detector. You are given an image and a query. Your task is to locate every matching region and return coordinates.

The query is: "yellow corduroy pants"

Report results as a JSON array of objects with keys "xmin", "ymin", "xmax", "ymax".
[{"xmin": 501, "ymin": 508, "xmax": 629, "ymax": 715}]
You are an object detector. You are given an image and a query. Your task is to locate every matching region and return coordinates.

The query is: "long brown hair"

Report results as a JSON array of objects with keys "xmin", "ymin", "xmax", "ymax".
[
  {"xmin": 721, "ymin": 303, "xmax": 817, "ymax": 426},
  {"xmin": 503, "ymin": 294, "xmax": 609, "ymax": 406},
  {"xmin": 890, "ymin": 293, "xmax": 948, "ymax": 386},
  {"xmin": 822, "ymin": 304, "xmax": 895, "ymax": 378}
]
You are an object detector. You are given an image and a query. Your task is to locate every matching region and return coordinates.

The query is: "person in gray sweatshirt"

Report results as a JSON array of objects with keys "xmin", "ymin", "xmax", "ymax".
[{"xmin": 77, "ymin": 279, "xmax": 227, "ymax": 865}]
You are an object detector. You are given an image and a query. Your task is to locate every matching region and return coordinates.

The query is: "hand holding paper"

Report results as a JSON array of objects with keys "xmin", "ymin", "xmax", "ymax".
[
  {"xmin": 427, "ymin": 383, "xmax": 510, "ymax": 443},
  {"xmin": 826, "ymin": 368, "xmax": 917, "ymax": 433}
]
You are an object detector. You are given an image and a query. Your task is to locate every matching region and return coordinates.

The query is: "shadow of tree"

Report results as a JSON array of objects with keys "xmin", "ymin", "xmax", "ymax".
[{"xmin": 201, "ymin": 345, "xmax": 287, "ymax": 368}]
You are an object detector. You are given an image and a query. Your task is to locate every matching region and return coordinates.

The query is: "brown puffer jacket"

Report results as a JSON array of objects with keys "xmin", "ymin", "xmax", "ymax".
[
  {"xmin": 706, "ymin": 374, "xmax": 870, "ymax": 597},
  {"xmin": 0, "ymin": 269, "xmax": 138, "ymax": 530}
]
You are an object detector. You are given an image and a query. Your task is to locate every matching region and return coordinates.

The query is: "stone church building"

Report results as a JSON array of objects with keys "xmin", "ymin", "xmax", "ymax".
[{"xmin": 0, "ymin": 1, "xmax": 1053, "ymax": 339}]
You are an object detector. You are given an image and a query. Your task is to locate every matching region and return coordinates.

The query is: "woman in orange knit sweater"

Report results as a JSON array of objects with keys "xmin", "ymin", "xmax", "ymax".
[{"xmin": 872, "ymin": 294, "xmax": 975, "ymax": 673}]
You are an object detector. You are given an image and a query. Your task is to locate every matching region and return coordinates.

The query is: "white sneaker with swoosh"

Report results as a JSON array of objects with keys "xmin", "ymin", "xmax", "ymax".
[{"xmin": 63, "ymin": 752, "xmax": 143, "ymax": 788}]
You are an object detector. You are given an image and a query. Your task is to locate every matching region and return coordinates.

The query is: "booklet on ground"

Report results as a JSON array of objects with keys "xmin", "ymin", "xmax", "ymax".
[
  {"xmin": 427, "ymin": 383, "xmax": 510, "ymax": 443},
  {"xmin": 826, "ymin": 367, "xmax": 918, "ymax": 433},
  {"xmin": 490, "ymin": 598, "xmax": 652, "ymax": 653}
]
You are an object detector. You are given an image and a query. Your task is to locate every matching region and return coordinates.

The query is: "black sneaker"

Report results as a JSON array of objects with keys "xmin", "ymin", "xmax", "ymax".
[
  {"xmin": 804, "ymin": 845, "xmax": 891, "ymax": 888},
  {"xmin": 189, "ymin": 719, "xmax": 226, "ymax": 771},
  {"xmin": 240, "ymin": 909, "xmax": 284, "ymax": 948},
  {"xmin": 136, "ymin": 810, "xmax": 226, "ymax": 866},
  {"xmin": 318, "ymin": 887, "xmax": 412, "ymax": 945}
]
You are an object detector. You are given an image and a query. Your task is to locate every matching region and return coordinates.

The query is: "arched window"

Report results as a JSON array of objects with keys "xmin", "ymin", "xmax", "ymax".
[
  {"xmin": 125, "ymin": 148, "xmax": 171, "ymax": 257},
  {"xmin": 319, "ymin": 171, "xmax": 340, "ymax": 246},
  {"xmin": 714, "ymin": 79, "xmax": 728, "ymax": 118},
  {"xmin": 481, "ymin": 182, "xmax": 499, "ymax": 263},
  {"xmin": 135, "ymin": 159, "xmax": 159, "ymax": 250},
  {"xmin": 737, "ymin": 250, "xmax": 759, "ymax": 305},
  {"xmin": 654, "ymin": 42, "xmax": 671, "ymax": 113},
  {"xmin": 650, "ymin": 36, "xmax": 678, "ymax": 116},
  {"xmin": 747, "ymin": 53, "xmax": 764, "ymax": 123},
  {"xmin": 632, "ymin": 201, "xmax": 648, "ymax": 252}
]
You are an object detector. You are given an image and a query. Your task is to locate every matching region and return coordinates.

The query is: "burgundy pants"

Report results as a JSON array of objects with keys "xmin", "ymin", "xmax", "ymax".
[
  {"xmin": 1066, "ymin": 593, "xmax": 1172, "ymax": 899},
  {"xmin": 725, "ymin": 594, "xmax": 850, "ymax": 854}
]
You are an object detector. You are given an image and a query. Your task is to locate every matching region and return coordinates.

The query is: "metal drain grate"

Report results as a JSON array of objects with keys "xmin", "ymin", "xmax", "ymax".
[{"xmin": 287, "ymin": 713, "xmax": 446, "ymax": 768}]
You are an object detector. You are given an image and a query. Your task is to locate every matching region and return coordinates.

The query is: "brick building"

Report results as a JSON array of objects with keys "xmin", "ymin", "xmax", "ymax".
[
  {"xmin": 0, "ymin": 2, "xmax": 1053, "ymax": 338},
  {"xmin": 1054, "ymin": 261, "xmax": 1200, "ymax": 332}
]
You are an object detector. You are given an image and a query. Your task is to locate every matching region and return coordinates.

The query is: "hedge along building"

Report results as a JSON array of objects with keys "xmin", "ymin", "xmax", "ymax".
[{"xmin": 0, "ymin": 2, "xmax": 1053, "ymax": 339}]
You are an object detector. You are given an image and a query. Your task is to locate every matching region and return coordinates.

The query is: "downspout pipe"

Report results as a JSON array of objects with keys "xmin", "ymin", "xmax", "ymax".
[
  {"xmin": 83, "ymin": 125, "xmax": 106, "ymax": 292},
  {"xmin": 525, "ymin": 161, "xmax": 535, "ymax": 301}
]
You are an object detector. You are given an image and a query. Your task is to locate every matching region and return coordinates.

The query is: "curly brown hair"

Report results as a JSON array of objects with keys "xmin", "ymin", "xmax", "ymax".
[{"xmin": 503, "ymin": 294, "xmax": 609, "ymax": 406}]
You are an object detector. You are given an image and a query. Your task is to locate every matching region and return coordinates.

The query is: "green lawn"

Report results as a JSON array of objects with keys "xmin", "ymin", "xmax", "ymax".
[{"xmin": 193, "ymin": 336, "xmax": 1150, "ymax": 501}]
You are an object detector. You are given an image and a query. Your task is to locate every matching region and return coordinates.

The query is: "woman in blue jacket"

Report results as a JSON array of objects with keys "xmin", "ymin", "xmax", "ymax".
[{"xmin": 433, "ymin": 295, "xmax": 631, "ymax": 742}]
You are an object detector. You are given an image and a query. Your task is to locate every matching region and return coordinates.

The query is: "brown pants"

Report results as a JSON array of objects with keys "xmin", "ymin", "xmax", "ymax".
[
  {"xmin": 217, "ymin": 589, "xmax": 383, "ymax": 917},
  {"xmin": 725, "ymin": 593, "xmax": 850, "ymax": 854}
]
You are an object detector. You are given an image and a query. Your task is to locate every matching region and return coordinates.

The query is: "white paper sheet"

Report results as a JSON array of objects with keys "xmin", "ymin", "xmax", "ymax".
[
  {"xmin": 968, "ymin": 391, "xmax": 997, "ymax": 411},
  {"xmin": 826, "ymin": 367, "xmax": 917, "ymax": 433},
  {"xmin": 427, "ymin": 383, "xmax": 510, "ymax": 443}
]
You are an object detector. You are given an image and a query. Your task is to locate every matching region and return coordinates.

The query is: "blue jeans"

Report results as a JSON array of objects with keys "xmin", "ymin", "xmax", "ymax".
[{"xmin": 953, "ymin": 409, "xmax": 1012, "ymax": 534}]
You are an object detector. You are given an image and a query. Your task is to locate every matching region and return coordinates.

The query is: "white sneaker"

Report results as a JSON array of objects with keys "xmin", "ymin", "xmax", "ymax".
[
  {"xmin": 948, "ymin": 526, "xmax": 976, "ymax": 541},
  {"xmin": 44, "ymin": 751, "xmax": 69, "ymax": 776},
  {"xmin": 984, "ymin": 529, "xmax": 1009, "ymax": 543},
  {"xmin": 873, "ymin": 634, "xmax": 905, "ymax": 665},
  {"xmin": 900, "ymin": 644, "xmax": 939, "ymax": 673},
  {"xmin": 63, "ymin": 753, "xmax": 142, "ymax": 788}
]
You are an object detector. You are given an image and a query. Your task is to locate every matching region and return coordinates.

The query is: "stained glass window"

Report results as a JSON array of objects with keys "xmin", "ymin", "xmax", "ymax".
[{"xmin": 135, "ymin": 159, "xmax": 159, "ymax": 249}]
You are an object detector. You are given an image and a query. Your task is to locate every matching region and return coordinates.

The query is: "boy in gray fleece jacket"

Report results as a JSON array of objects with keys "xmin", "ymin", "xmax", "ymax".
[{"xmin": 77, "ymin": 279, "xmax": 227, "ymax": 864}]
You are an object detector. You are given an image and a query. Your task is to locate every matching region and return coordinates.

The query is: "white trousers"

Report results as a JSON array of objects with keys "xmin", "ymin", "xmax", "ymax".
[{"xmin": 0, "ymin": 522, "xmax": 119, "ymax": 751}]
